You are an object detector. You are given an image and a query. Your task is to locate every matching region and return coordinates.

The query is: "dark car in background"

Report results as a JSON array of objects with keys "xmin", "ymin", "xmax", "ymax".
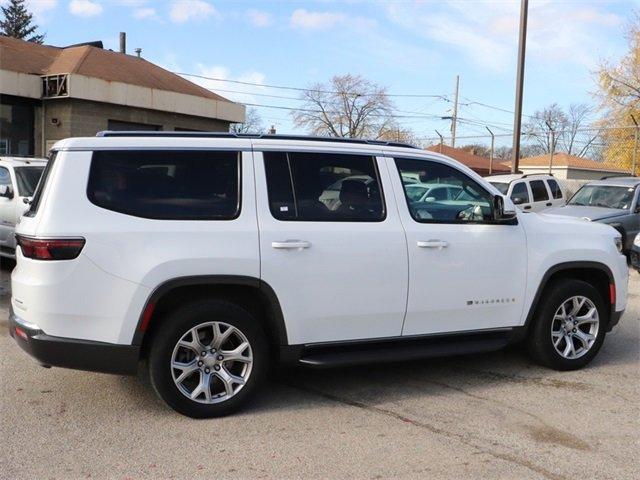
[
  {"xmin": 544, "ymin": 176, "xmax": 639, "ymax": 254},
  {"xmin": 631, "ymin": 234, "xmax": 640, "ymax": 272}
]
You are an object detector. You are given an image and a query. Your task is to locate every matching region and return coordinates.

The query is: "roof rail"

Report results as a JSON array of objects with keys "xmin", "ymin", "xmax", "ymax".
[
  {"xmin": 520, "ymin": 173, "xmax": 553, "ymax": 179},
  {"xmin": 95, "ymin": 131, "xmax": 419, "ymax": 149},
  {"xmin": 600, "ymin": 174, "xmax": 635, "ymax": 180}
]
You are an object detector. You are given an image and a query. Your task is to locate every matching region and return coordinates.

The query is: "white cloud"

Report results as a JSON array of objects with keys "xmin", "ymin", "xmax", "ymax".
[
  {"xmin": 290, "ymin": 9, "xmax": 346, "ymax": 30},
  {"xmin": 169, "ymin": 0, "xmax": 216, "ymax": 23},
  {"xmin": 133, "ymin": 7, "xmax": 155, "ymax": 19},
  {"xmin": 384, "ymin": 1, "xmax": 624, "ymax": 72},
  {"xmin": 247, "ymin": 9, "xmax": 272, "ymax": 27},
  {"xmin": 25, "ymin": 0, "xmax": 57, "ymax": 16},
  {"xmin": 185, "ymin": 65, "xmax": 267, "ymax": 104},
  {"xmin": 69, "ymin": 0, "xmax": 103, "ymax": 17}
]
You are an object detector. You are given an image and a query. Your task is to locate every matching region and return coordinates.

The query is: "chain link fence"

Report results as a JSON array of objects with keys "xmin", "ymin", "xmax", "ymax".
[{"xmin": 420, "ymin": 125, "xmax": 639, "ymax": 179}]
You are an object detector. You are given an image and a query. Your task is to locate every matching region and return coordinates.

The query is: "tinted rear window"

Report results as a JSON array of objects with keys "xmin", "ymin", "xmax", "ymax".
[
  {"xmin": 529, "ymin": 180, "xmax": 549, "ymax": 202},
  {"xmin": 87, "ymin": 150, "xmax": 240, "ymax": 220},
  {"xmin": 15, "ymin": 166, "xmax": 45, "ymax": 197},
  {"xmin": 24, "ymin": 154, "xmax": 55, "ymax": 217},
  {"xmin": 547, "ymin": 179, "xmax": 563, "ymax": 199}
]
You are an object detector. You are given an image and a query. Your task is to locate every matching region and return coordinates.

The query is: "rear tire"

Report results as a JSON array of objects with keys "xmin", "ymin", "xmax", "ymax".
[
  {"xmin": 148, "ymin": 299, "xmax": 268, "ymax": 418},
  {"xmin": 527, "ymin": 279, "xmax": 607, "ymax": 371}
]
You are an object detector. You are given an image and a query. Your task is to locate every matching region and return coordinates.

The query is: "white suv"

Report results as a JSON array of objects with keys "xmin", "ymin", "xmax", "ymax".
[
  {"xmin": 10, "ymin": 133, "xmax": 628, "ymax": 417},
  {"xmin": 0, "ymin": 157, "xmax": 47, "ymax": 259},
  {"xmin": 485, "ymin": 173, "xmax": 566, "ymax": 212}
]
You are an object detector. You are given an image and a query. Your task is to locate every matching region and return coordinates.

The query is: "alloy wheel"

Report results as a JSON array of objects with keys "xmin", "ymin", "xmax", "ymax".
[
  {"xmin": 550, "ymin": 296, "xmax": 599, "ymax": 360},
  {"xmin": 171, "ymin": 321, "xmax": 253, "ymax": 404}
]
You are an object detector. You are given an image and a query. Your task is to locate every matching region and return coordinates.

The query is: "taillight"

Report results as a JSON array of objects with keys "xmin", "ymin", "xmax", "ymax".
[{"xmin": 16, "ymin": 235, "xmax": 85, "ymax": 260}]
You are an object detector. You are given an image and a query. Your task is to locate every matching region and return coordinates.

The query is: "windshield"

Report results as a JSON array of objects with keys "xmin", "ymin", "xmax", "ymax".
[
  {"xmin": 489, "ymin": 182, "xmax": 509, "ymax": 194},
  {"xmin": 568, "ymin": 185, "xmax": 636, "ymax": 210},
  {"xmin": 14, "ymin": 166, "xmax": 45, "ymax": 197}
]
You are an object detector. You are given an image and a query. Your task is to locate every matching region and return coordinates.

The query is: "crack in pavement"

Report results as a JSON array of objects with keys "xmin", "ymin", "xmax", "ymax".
[{"xmin": 283, "ymin": 381, "xmax": 570, "ymax": 480}]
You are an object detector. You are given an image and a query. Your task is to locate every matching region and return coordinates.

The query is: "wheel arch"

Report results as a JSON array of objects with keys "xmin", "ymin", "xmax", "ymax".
[
  {"xmin": 133, "ymin": 276, "xmax": 288, "ymax": 357},
  {"xmin": 512, "ymin": 261, "xmax": 615, "ymax": 342}
]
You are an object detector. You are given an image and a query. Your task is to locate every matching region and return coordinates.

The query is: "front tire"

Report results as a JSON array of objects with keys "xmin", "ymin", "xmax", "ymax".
[
  {"xmin": 527, "ymin": 279, "xmax": 607, "ymax": 371},
  {"xmin": 148, "ymin": 299, "xmax": 268, "ymax": 418}
]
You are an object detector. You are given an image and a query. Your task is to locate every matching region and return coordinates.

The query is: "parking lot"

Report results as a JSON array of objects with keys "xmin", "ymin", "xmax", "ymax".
[{"xmin": 0, "ymin": 265, "xmax": 638, "ymax": 480}]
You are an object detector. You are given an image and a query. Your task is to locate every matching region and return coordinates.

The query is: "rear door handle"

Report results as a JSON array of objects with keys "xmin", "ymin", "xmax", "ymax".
[
  {"xmin": 417, "ymin": 240, "xmax": 448, "ymax": 250},
  {"xmin": 546, "ymin": 202, "xmax": 552, "ymax": 207},
  {"xmin": 272, "ymin": 240, "xmax": 311, "ymax": 250}
]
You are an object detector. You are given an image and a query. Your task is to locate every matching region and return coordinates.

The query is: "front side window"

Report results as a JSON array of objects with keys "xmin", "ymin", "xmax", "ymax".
[
  {"xmin": 530, "ymin": 180, "xmax": 549, "ymax": 202},
  {"xmin": 568, "ymin": 185, "xmax": 636, "ymax": 210},
  {"xmin": 263, "ymin": 151, "xmax": 385, "ymax": 222},
  {"xmin": 14, "ymin": 166, "xmax": 44, "ymax": 197},
  {"xmin": 511, "ymin": 182, "xmax": 530, "ymax": 205},
  {"xmin": 87, "ymin": 150, "xmax": 240, "ymax": 220},
  {"xmin": 395, "ymin": 158, "xmax": 493, "ymax": 223},
  {"xmin": 547, "ymin": 179, "xmax": 563, "ymax": 199}
]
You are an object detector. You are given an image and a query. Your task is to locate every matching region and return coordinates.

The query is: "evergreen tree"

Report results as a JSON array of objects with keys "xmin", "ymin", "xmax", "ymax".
[{"xmin": 0, "ymin": 0, "xmax": 45, "ymax": 44}]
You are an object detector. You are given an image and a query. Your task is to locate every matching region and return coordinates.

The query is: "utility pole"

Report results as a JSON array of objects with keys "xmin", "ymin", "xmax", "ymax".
[
  {"xmin": 435, "ymin": 130, "xmax": 444, "ymax": 153},
  {"xmin": 546, "ymin": 120, "xmax": 555, "ymax": 175},
  {"xmin": 631, "ymin": 115, "xmax": 638, "ymax": 176},
  {"xmin": 511, "ymin": 0, "xmax": 529, "ymax": 173},
  {"xmin": 486, "ymin": 126, "xmax": 495, "ymax": 175},
  {"xmin": 451, "ymin": 75, "xmax": 459, "ymax": 148}
]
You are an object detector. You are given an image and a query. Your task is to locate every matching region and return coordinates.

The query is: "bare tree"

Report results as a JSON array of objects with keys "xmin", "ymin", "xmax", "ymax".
[
  {"xmin": 292, "ymin": 74, "xmax": 397, "ymax": 139},
  {"xmin": 230, "ymin": 107, "xmax": 264, "ymax": 134},
  {"xmin": 523, "ymin": 103, "xmax": 595, "ymax": 157},
  {"xmin": 523, "ymin": 103, "xmax": 568, "ymax": 154}
]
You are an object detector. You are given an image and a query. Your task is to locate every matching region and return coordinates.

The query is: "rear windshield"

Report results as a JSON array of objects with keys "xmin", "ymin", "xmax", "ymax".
[
  {"xmin": 14, "ymin": 166, "xmax": 45, "ymax": 197},
  {"xmin": 24, "ymin": 154, "xmax": 55, "ymax": 217},
  {"xmin": 87, "ymin": 150, "xmax": 241, "ymax": 220},
  {"xmin": 489, "ymin": 182, "xmax": 509, "ymax": 194}
]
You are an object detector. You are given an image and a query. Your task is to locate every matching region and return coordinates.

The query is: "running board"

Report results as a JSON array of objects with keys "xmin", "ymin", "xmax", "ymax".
[{"xmin": 297, "ymin": 331, "xmax": 511, "ymax": 369}]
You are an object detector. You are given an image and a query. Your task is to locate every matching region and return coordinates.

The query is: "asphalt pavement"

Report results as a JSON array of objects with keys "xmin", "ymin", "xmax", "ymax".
[{"xmin": 0, "ymin": 262, "xmax": 638, "ymax": 480}]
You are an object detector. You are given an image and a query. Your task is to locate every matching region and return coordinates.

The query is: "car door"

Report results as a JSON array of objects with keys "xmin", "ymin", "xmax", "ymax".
[
  {"xmin": 255, "ymin": 149, "xmax": 408, "ymax": 345},
  {"xmin": 0, "ymin": 166, "xmax": 17, "ymax": 251},
  {"xmin": 529, "ymin": 179, "xmax": 553, "ymax": 212},
  {"xmin": 509, "ymin": 181, "xmax": 533, "ymax": 212},
  {"xmin": 388, "ymin": 155, "xmax": 527, "ymax": 335}
]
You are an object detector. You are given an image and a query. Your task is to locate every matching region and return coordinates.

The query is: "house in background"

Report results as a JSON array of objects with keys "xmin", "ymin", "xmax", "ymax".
[
  {"xmin": 511, "ymin": 153, "xmax": 628, "ymax": 180},
  {"xmin": 426, "ymin": 144, "xmax": 511, "ymax": 176},
  {"xmin": 0, "ymin": 36, "xmax": 245, "ymax": 157}
]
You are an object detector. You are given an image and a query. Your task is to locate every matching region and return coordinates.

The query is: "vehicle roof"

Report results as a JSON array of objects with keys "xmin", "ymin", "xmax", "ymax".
[
  {"xmin": 484, "ymin": 173, "xmax": 554, "ymax": 183},
  {"xmin": 0, "ymin": 156, "xmax": 48, "ymax": 166},
  {"xmin": 584, "ymin": 176, "xmax": 640, "ymax": 188}
]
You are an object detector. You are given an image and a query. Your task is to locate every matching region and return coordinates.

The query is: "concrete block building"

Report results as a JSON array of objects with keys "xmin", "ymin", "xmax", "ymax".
[{"xmin": 0, "ymin": 36, "xmax": 245, "ymax": 157}]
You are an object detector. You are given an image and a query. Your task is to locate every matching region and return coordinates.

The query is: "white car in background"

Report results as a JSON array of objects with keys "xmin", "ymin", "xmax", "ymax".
[
  {"xmin": 485, "ymin": 173, "xmax": 565, "ymax": 213},
  {"xmin": 404, "ymin": 183, "xmax": 462, "ymax": 203},
  {"xmin": 0, "ymin": 157, "xmax": 47, "ymax": 259}
]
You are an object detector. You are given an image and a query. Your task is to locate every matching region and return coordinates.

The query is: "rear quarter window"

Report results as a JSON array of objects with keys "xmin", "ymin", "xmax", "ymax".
[
  {"xmin": 546, "ymin": 179, "xmax": 563, "ymax": 199},
  {"xmin": 87, "ymin": 150, "xmax": 241, "ymax": 220}
]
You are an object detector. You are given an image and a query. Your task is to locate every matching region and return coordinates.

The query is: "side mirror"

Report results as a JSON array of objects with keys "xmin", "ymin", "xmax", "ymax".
[
  {"xmin": 493, "ymin": 194, "xmax": 517, "ymax": 222},
  {"xmin": 0, "ymin": 184, "xmax": 14, "ymax": 199},
  {"xmin": 424, "ymin": 196, "xmax": 436, "ymax": 203}
]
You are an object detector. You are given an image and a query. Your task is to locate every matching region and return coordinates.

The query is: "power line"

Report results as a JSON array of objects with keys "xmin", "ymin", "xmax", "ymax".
[{"xmin": 176, "ymin": 71, "xmax": 450, "ymax": 99}]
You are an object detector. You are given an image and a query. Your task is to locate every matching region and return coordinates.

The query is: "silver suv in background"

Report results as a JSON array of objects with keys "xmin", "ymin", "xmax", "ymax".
[
  {"xmin": 545, "ymin": 176, "xmax": 640, "ymax": 254},
  {"xmin": 486, "ymin": 173, "xmax": 565, "ymax": 213},
  {"xmin": 0, "ymin": 157, "xmax": 47, "ymax": 259}
]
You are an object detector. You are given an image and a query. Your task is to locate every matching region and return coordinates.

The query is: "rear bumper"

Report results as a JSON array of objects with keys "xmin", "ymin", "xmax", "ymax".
[{"xmin": 9, "ymin": 308, "xmax": 139, "ymax": 375}]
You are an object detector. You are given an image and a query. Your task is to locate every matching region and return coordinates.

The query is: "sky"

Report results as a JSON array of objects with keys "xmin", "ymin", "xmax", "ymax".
[{"xmin": 14, "ymin": 0, "xmax": 639, "ymax": 146}]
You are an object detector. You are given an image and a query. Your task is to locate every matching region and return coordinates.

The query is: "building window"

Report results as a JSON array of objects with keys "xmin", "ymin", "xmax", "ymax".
[{"xmin": 0, "ymin": 98, "xmax": 34, "ymax": 156}]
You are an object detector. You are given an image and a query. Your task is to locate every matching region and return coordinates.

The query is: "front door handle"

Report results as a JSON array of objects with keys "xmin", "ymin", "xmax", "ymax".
[
  {"xmin": 523, "ymin": 205, "xmax": 532, "ymax": 210},
  {"xmin": 272, "ymin": 240, "xmax": 311, "ymax": 250},
  {"xmin": 417, "ymin": 240, "xmax": 448, "ymax": 250},
  {"xmin": 546, "ymin": 202, "xmax": 552, "ymax": 207}
]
